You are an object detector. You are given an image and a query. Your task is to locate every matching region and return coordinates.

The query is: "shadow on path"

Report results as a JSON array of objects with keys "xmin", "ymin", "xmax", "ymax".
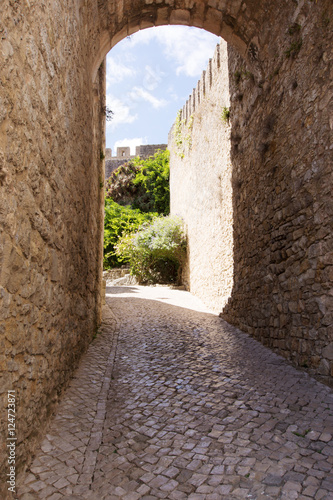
[{"xmin": 16, "ymin": 286, "xmax": 333, "ymax": 500}]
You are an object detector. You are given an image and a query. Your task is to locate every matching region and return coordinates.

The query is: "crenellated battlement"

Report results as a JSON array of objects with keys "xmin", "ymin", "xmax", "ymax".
[
  {"xmin": 105, "ymin": 144, "xmax": 167, "ymax": 179},
  {"xmin": 178, "ymin": 41, "xmax": 223, "ymax": 123},
  {"xmin": 105, "ymin": 144, "xmax": 167, "ymax": 160},
  {"xmin": 168, "ymin": 39, "xmax": 229, "ymax": 154}
]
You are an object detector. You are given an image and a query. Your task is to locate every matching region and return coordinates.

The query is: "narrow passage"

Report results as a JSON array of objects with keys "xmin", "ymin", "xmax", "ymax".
[{"xmin": 18, "ymin": 286, "xmax": 333, "ymax": 500}]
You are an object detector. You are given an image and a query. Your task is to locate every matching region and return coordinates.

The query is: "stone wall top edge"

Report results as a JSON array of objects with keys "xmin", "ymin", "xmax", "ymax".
[
  {"xmin": 106, "ymin": 144, "xmax": 167, "ymax": 160},
  {"xmin": 174, "ymin": 40, "xmax": 223, "ymax": 126}
]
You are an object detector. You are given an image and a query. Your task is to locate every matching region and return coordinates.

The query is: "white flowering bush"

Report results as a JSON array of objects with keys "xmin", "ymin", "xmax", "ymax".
[{"xmin": 115, "ymin": 215, "xmax": 187, "ymax": 284}]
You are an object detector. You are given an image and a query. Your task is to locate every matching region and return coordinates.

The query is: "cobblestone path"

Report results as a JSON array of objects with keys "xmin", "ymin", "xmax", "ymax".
[{"xmin": 17, "ymin": 286, "xmax": 333, "ymax": 500}]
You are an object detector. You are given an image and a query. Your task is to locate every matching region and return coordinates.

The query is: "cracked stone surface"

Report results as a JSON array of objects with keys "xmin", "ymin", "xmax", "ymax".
[{"xmin": 17, "ymin": 285, "xmax": 333, "ymax": 499}]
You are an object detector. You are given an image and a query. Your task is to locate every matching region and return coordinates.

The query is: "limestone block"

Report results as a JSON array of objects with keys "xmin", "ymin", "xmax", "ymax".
[
  {"xmin": 6, "ymin": 253, "xmax": 29, "ymax": 295},
  {"xmin": 170, "ymin": 9, "xmax": 191, "ymax": 25},
  {"xmin": 140, "ymin": 18, "xmax": 155, "ymax": 29},
  {"xmin": 0, "ymin": 151, "xmax": 7, "ymax": 186},
  {"xmin": 0, "ymin": 233, "xmax": 13, "ymax": 287},
  {"xmin": 318, "ymin": 359, "xmax": 330, "ymax": 376},
  {"xmin": 0, "ymin": 97, "xmax": 7, "ymax": 123},
  {"xmin": 40, "ymin": 180, "xmax": 53, "ymax": 218},
  {"xmin": 229, "ymin": 0, "xmax": 243, "ymax": 17},
  {"xmin": 156, "ymin": 7, "xmax": 169, "ymax": 26},
  {"xmin": 203, "ymin": 7, "xmax": 222, "ymax": 33},
  {"xmin": 25, "ymin": 35, "xmax": 39, "ymax": 73},
  {"xmin": 1, "ymin": 39, "xmax": 14, "ymax": 59},
  {"xmin": 322, "ymin": 343, "xmax": 333, "ymax": 361}
]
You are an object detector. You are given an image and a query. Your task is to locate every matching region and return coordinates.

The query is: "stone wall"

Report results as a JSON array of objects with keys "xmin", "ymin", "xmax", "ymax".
[
  {"xmin": 223, "ymin": 0, "xmax": 333, "ymax": 384},
  {"xmin": 105, "ymin": 159, "xmax": 129, "ymax": 179},
  {"xmin": 136, "ymin": 144, "xmax": 167, "ymax": 158},
  {"xmin": 169, "ymin": 42, "xmax": 233, "ymax": 313},
  {"xmin": 105, "ymin": 144, "xmax": 167, "ymax": 179},
  {"xmin": 169, "ymin": 1, "xmax": 333, "ymax": 385},
  {"xmin": 0, "ymin": 1, "xmax": 105, "ymax": 494}
]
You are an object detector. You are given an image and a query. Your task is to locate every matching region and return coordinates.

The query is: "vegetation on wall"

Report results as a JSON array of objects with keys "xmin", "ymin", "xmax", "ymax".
[
  {"xmin": 105, "ymin": 161, "xmax": 142, "ymax": 207},
  {"xmin": 285, "ymin": 22, "xmax": 302, "ymax": 58},
  {"xmin": 173, "ymin": 110, "xmax": 185, "ymax": 159},
  {"xmin": 102, "ymin": 105, "xmax": 114, "ymax": 121},
  {"xmin": 173, "ymin": 111, "xmax": 194, "ymax": 159},
  {"xmin": 234, "ymin": 69, "xmax": 254, "ymax": 86},
  {"xmin": 221, "ymin": 106, "xmax": 230, "ymax": 124},
  {"xmin": 105, "ymin": 149, "xmax": 170, "ymax": 214}
]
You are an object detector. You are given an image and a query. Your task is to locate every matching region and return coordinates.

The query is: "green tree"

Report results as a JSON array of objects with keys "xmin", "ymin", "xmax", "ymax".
[
  {"xmin": 103, "ymin": 149, "xmax": 171, "ymax": 271},
  {"xmin": 132, "ymin": 149, "xmax": 170, "ymax": 215}
]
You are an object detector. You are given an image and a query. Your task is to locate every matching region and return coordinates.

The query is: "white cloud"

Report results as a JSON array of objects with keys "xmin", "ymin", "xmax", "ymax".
[
  {"xmin": 106, "ymin": 94, "xmax": 138, "ymax": 130},
  {"xmin": 128, "ymin": 86, "xmax": 167, "ymax": 109},
  {"xmin": 167, "ymin": 85, "xmax": 180, "ymax": 102},
  {"xmin": 127, "ymin": 26, "xmax": 219, "ymax": 77},
  {"xmin": 106, "ymin": 55, "xmax": 136, "ymax": 87},
  {"xmin": 114, "ymin": 137, "xmax": 148, "ymax": 156},
  {"xmin": 143, "ymin": 65, "xmax": 164, "ymax": 91}
]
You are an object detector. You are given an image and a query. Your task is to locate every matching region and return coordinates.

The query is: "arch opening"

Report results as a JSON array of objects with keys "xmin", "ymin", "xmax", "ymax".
[
  {"xmin": 103, "ymin": 26, "xmax": 234, "ymax": 312},
  {"xmin": 97, "ymin": 0, "xmax": 333, "ymax": 384}
]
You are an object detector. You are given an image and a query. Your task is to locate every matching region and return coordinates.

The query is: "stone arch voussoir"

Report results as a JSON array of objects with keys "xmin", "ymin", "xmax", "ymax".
[{"xmin": 91, "ymin": 0, "xmax": 263, "ymax": 82}]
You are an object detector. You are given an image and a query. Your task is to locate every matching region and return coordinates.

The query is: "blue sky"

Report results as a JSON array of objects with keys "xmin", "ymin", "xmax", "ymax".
[{"xmin": 106, "ymin": 26, "xmax": 220, "ymax": 155}]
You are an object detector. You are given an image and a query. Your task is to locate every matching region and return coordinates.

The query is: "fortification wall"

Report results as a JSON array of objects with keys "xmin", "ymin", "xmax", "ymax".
[
  {"xmin": 105, "ymin": 144, "xmax": 167, "ymax": 179},
  {"xmin": 169, "ymin": 0, "xmax": 333, "ymax": 385},
  {"xmin": 0, "ymin": 1, "xmax": 105, "ymax": 492},
  {"xmin": 106, "ymin": 159, "xmax": 126, "ymax": 178},
  {"xmin": 136, "ymin": 144, "xmax": 167, "ymax": 158},
  {"xmin": 169, "ymin": 41, "xmax": 233, "ymax": 313}
]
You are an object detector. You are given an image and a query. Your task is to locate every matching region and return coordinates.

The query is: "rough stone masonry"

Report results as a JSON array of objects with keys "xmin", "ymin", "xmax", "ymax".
[
  {"xmin": 169, "ymin": 3, "xmax": 333, "ymax": 385},
  {"xmin": 105, "ymin": 144, "xmax": 167, "ymax": 179},
  {"xmin": 0, "ymin": 0, "xmax": 332, "ymax": 495}
]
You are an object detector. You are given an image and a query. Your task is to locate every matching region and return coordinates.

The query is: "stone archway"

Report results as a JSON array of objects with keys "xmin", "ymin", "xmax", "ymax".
[
  {"xmin": 90, "ymin": 0, "xmax": 271, "ymax": 83},
  {"xmin": 92, "ymin": 0, "xmax": 333, "ymax": 384}
]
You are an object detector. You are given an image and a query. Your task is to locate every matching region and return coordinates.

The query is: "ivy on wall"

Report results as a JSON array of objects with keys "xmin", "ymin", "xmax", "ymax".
[{"xmin": 173, "ymin": 111, "xmax": 194, "ymax": 159}]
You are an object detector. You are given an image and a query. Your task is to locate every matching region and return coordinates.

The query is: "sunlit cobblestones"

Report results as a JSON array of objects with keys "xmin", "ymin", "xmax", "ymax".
[{"xmin": 17, "ymin": 286, "xmax": 333, "ymax": 499}]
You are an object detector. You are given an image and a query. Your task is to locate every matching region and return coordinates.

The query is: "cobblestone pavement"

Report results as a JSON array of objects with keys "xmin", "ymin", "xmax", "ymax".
[{"xmin": 17, "ymin": 285, "xmax": 333, "ymax": 500}]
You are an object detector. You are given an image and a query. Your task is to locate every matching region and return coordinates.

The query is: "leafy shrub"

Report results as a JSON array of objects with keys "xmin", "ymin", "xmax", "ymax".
[
  {"xmin": 103, "ymin": 198, "xmax": 157, "ymax": 269},
  {"xmin": 115, "ymin": 215, "xmax": 186, "ymax": 284}
]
